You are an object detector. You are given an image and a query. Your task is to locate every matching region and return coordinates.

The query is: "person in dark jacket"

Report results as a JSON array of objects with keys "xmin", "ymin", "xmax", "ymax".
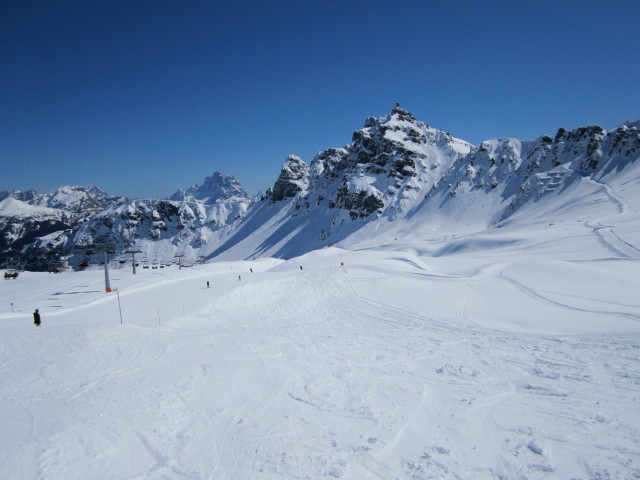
[{"xmin": 33, "ymin": 309, "xmax": 41, "ymax": 327}]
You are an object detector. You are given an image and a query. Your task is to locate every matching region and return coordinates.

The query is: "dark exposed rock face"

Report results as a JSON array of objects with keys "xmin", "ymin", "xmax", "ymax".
[
  {"xmin": 270, "ymin": 155, "xmax": 310, "ymax": 202},
  {"xmin": 336, "ymin": 186, "xmax": 385, "ymax": 220},
  {"xmin": 269, "ymin": 104, "xmax": 471, "ymax": 220}
]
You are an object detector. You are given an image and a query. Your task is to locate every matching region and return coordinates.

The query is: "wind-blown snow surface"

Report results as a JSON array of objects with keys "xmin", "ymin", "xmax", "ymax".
[{"xmin": 2, "ymin": 166, "xmax": 640, "ymax": 479}]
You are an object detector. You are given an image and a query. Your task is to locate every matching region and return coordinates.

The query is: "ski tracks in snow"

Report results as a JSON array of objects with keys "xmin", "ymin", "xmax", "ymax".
[
  {"xmin": 2, "ymin": 255, "xmax": 640, "ymax": 479},
  {"xmin": 330, "ymin": 262, "xmax": 640, "ymax": 479},
  {"xmin": 584, "ymin": 176, "xmax": 640, "ymax": 259},
  {"xmin": 498, "ymin": 271, "xmax": 640, "ymax": 324}
]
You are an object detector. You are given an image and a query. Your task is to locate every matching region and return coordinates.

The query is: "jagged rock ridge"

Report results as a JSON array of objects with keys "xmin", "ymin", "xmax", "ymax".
[{"xmin": 209, "ymin": 106, "xmax": 639, "ymax": 260}]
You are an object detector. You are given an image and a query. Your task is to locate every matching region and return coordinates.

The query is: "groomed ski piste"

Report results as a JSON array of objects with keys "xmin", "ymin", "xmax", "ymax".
[{"xmin": 2, "ymin": 168, "xmax": 640, "ymax": 479}]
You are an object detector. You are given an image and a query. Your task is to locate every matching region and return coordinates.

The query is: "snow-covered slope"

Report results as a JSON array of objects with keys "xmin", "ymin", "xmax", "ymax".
[
  {"xmin": 1, "ymin": 205, "xmax": 639, "ymax": 478},
  {"xmin": 0, "ymin": 197, "xmax": 62, "ymax": 219},
  {"xmin": 2, "ymin": 106, "xmax": 640, "ymax": 478}
]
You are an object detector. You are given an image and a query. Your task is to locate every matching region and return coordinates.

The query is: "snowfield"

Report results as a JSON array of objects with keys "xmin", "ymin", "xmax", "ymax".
[{"xmin": 2, "ymin": 173, "xmax": 640, "ymax": 479}]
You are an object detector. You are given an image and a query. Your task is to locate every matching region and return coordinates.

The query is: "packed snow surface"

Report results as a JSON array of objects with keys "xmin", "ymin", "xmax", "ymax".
[{"xmin": 2, "ymin": 169, "xmax": 640, "ymax": 479}]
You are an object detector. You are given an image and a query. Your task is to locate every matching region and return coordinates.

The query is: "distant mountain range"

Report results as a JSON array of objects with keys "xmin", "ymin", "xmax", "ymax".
[
  {"xmin": 0, "ymin": 186, "xmax": 126, "ymax": 269},
  {"xmin": 2, "ymin": 104, "xmax": 639, "ymax": 270}
]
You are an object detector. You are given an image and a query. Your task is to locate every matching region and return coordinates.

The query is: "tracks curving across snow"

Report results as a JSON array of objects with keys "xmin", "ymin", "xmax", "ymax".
[
  {"xmin": 584, "ymin": 176, "xmax": 640, "ymax": 259},
  {"xmin": 1, "ymin": 245, "xmax": 639, "ymax": 479}
]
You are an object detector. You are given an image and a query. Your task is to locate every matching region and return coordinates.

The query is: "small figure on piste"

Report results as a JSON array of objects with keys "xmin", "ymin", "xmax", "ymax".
[{"xmin": 33, "ymin": 309, "xmax": 41, "ymax": 327}]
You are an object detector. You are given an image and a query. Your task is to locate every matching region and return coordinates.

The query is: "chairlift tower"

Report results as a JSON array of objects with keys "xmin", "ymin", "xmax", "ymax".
[
  {"xmin": 174, "ymin": 254, "xmax": 184, "ymax": 270},
  {"xmin": 76, "ymin": 243, "xmax": 115, "ymax": 292},
  {"xmin": 103, "ymin": 251, "xmax": 112, "ymax": 292},
  {"xmin": 125, "ymin": 248, "xmax": 143, "ymax": 274}
]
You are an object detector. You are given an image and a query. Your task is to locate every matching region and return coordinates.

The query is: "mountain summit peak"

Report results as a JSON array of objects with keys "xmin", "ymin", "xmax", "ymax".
[
  {"xmin": 170, "ymin": 172, "xmax": 250, "ymax": 204},
  {"xmin": 391, "ymin": 103, "xmax": 415, "ymax": 121}
]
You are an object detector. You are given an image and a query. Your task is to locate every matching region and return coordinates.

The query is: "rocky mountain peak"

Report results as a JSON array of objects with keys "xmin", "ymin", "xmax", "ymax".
[
  {"xmin": 170, "ymin": 172, "xmax": 250, "ymax": 204},
  {"xmin": 269, "ymin": 155, "xmax": 310, "ymax": 202},
  {"xmin": 278, "ymin": 106, "xmax": 472, "ymax": 222},
  {"xmin": 363, "ymin": 104, "xmax": 417, "ymax": 130},
  {"xmin": 391, "ymin": 103, "xmax": 416, "ymax": 122}
]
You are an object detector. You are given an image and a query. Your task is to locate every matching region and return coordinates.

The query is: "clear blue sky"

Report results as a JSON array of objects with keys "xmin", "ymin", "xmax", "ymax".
[{"xmin": 2, "ymin": 0, "xmax": 639, "ymax": 199}]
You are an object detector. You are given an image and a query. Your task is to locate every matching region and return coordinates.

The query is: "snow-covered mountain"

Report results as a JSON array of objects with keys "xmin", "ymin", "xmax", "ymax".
[
  {"xmin": 169, "ymin": 172, "xmax": 250, "ymax": 204},
  {"xmin": 58, "ymin": 173, "xmax": 252, "ymax": 268},
  {"xmin": 0, "ymin": 186, "xmax": 127, "ymax": 269},
  {"xmin": 67, "ymin": 198, "xmax": 249, "ymax": 268},
  {"xmin": 4, "ymin": 105, "xmax": 640, "ymax": 270},
  {"xmin": 209, "ymin": 105, "xmax": 640, "ymax": 260}
]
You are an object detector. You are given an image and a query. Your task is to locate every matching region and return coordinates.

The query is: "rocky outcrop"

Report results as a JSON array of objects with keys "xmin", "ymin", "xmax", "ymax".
[
  {"xmin": 269, "ymin": 155, "xmax": 310, "ymax": 202},
  {"xmin": 275, "ymin": 104, "xmax": 472, "ymax": 220}
]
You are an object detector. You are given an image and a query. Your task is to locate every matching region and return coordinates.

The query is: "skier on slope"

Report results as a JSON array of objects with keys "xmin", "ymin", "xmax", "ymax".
[{"xmin": 33, "ymin": 309, "xmax": 41, "ymax": 327}]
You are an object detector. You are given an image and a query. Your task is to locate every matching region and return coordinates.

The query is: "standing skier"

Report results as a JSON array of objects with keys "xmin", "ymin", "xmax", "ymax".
[
  {"xmin": 207, "ymin": 281, "xmax": 210, "ymax": 288},
  {"xmin": 33, "ymin": 309, "xmax": 41, "ymax": 327}
]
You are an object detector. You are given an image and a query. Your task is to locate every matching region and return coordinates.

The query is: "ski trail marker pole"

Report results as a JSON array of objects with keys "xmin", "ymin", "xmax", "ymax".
[{"xmin": 116, "ymin": 288, "xmax": 123, "ymax": 325}]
